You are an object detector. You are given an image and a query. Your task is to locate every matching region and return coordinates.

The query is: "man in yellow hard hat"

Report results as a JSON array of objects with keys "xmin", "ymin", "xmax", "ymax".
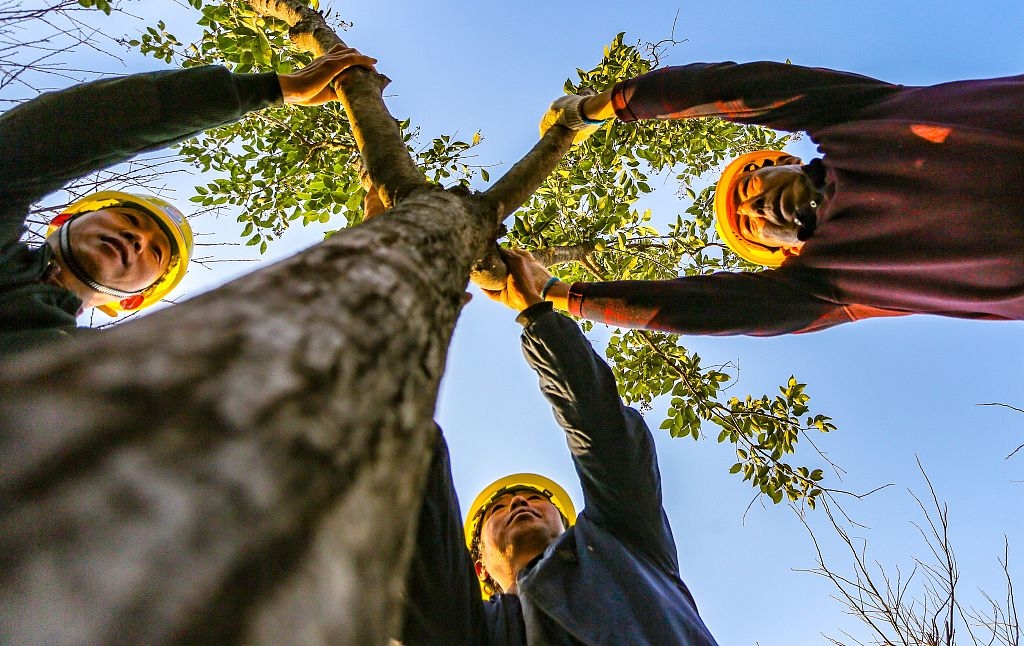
[
  {"xmin": 398, "ymin": 248, "xmax": 719, "ymax": 645},
  {"xmin": 0, "ymin": 46, "xmax": 376, "ymax": 355},
  {"xmin": 535, "ymin": 61, "xmax": 1023, "ymax": 335}
]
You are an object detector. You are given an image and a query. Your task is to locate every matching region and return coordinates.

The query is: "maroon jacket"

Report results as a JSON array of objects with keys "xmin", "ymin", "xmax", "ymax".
[{"xmin": 568, "ymin": 62, "xmax": 1024, "ymax": 335}]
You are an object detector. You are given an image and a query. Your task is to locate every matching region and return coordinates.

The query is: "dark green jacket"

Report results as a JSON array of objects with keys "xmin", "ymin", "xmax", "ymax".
[{"xmin": 0, "ymin": 66, "xmax": 282, "ymax": 357}]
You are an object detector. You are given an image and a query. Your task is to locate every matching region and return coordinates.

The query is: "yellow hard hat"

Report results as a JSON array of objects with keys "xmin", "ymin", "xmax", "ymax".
[
  {"xmin": 713, "ymin": 150, "xmax": 800, "ymax": 267},
  {"xmin": 464, "ymin": 473, "xmax": 576, "ymax": 598},
  {"xmin": 47, "ymin": 191, "xmax": 193, "ymax": 316}
]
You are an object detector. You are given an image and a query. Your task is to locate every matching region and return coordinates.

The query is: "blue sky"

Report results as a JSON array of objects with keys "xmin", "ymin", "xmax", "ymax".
[{"xmin": 17, "ymin": 1, "xmax": 1024, "ymax": 643}]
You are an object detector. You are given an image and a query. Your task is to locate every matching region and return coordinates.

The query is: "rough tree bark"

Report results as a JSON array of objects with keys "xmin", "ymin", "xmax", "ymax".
[{"xmin": 0, "ymin": 1, "xmax": 573, "ymax": 644}]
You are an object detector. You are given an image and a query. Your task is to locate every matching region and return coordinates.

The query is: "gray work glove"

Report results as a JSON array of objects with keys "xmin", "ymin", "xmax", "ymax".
[{"xmin": 539, "ymin": 89, "xmax": 605, "ymax": 144}]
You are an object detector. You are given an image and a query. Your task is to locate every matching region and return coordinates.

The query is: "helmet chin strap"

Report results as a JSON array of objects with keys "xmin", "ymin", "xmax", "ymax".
[{"xmin": 57, "ymin": 220, "xmax": 142, "ymax": 300}]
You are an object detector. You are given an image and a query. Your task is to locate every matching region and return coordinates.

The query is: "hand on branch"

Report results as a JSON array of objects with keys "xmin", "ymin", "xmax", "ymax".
[
  {"xmin": 480, "ymin": 248, "xmax": 551, "ymax": 312},
  {"xmin": 279, "ymin": 45, "xmax": 377, "ymax": 106},
  {"xmin": 538, "ymin": 88, "xmax": 613, "ymax": 144}
]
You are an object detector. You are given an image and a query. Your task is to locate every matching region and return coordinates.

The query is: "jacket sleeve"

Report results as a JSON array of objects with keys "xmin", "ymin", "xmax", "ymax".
[
  {"xmin": 0, "ymin": 65, "xmax": 282, "ymax": 218},
  {"xmin": 519, "ymin": 304, "xmax": 680, "ymax": 573},
  {"xmin": 611, "ymin": 61, "xmax": 901, "ymax": 133},
  {"xmin": 400, "ymin": 426, "xmax": 489, "ymax": 646},
  {"xmin": 567, "ymin": 267, "xmax": 872, "ymax": 336}
]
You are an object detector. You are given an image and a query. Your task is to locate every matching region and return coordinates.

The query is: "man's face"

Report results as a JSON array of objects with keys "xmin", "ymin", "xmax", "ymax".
[
  {"xmin": 478, "ymin": 488, "xmax": 565, "ymax": 567},
  {"xmin": 66, "ymin": 207, "xmax": 172, "ymax": 292},
  {"xmin": 733, "ymin": 164, "xmax": 818, "ymax": 249}
]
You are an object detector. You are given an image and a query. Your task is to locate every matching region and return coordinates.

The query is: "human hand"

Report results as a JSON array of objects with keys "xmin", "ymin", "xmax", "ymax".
[
  {"xmin": 538, "ymin": 89, "xmax": 607, "ymax": 144},
  {"xmin": 480, "ymin": 248, "xmax": 552, "ymax": 312},
  {"xmin": 279, "ymin": 45, "xmax": 377, "ymax": 106}
]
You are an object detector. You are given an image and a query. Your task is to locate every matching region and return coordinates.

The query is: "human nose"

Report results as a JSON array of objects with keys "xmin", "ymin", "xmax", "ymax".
[
  {"xmin": 120, "ymin": 228, "xmax": 148, "ymax": 258},
  {"xmin": 740, "ymin": 195, "xmax": 768, "ymax": 219},
  {"xmin": 126, "ymin": 230, "xmax": 142, "ymax": 250}
]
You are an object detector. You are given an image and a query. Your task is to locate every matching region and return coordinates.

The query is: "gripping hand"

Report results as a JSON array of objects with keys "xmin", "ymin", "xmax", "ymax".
[{"xmin": 539, "ymin": 89, "xmax": 604, "ymax": 144}]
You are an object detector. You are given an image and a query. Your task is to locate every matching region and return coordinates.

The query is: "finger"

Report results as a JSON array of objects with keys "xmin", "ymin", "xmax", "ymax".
[
  {"xmin": 332, "ymin": 56, "xmax": 377, "ymax": 75},
  {"xmin": 500, "ymin": 247, "xmax": 530, "ymax": 262},
  {"xmin": 499, "ymin": 249, "xmax": 529, "ymax": 273},
  {"xmin": 508, "ymin": 247, "xmax": 537, "ymax": 263}
]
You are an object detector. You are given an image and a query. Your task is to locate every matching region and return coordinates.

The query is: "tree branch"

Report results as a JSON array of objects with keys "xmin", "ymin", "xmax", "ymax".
[
  {"xmin": 483, "ymin": 126, "xmax": 574, "ymax": 223},
  {"xmin": 248, "ymin": 0, "xmax": 428, "ymax": 207},
  {"xmin": 468, "ymin": 127, "xmax": 575, "ymax": 289},
  {"xmin": 531, "ymin": 241, "xmax": 597, "ymax": 267}
]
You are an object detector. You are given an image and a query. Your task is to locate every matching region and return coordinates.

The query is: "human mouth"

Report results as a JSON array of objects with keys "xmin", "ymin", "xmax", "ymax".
[{"xmin": 508, "ymin": 508, "xmax": 539, "ymax": 524}]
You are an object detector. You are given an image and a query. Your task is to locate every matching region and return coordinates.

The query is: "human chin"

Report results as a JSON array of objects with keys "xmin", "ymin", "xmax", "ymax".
[{"xmin": 80, "ymin": 240, "xmax": 157, "ymax": 291}]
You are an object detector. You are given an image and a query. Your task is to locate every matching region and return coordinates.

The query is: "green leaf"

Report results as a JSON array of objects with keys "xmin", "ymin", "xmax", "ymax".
[{"xmin": 255, "ymin": 31, "xmax": 272, "ymax": 65}]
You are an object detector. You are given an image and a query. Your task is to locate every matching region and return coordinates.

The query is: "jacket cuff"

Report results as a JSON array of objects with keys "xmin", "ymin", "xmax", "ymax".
[
  {"xmin": 610, "ymin": 79, "xmax": 638, "ymax": 122},
  {"xmin": 233, "ymin": 71, "xmax": 284, "ymax": 110},
  {"xmin": 566, "ymin": 282, "xmax": 586, "ymax": 318},
  {"xmin": 515, "ymin": 301, "xmax": 554, "ymax": 328}
]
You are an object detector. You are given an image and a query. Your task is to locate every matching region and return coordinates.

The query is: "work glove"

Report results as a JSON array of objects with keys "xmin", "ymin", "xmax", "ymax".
[{"xmin": 539, "ymin": 89, "xmax": 605, "ymax": 144}]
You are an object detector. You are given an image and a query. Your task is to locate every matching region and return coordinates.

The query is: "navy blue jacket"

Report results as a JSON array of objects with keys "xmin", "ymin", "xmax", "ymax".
[{"xmin": 401, "ymin": 305, "xmax": 718, "ymax": 645}]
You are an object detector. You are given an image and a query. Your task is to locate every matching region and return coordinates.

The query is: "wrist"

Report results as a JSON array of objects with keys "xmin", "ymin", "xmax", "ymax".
[
  {"xmin": 544, "ymin": 281, "xmax": 570, "ymax": 311},
  {"xmin": 277, "ymin": 73, "xmax": 298, "ymax": 104},
  {"xmin": 539, "ymin": 276, "xmax": 561, "ymax": 300},
  {"xmin": 580, "ymin": 90, "xmax": 615, "ymax": 122}
]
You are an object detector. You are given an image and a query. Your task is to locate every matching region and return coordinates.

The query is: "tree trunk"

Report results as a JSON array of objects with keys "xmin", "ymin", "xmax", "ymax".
[
  {"xmin": 1, "ymin": 189, "xmax": 484, "ymax": 645},
  {"xmin": 0, "ymin": 2, "xmax": 572, "ymax": 642}
]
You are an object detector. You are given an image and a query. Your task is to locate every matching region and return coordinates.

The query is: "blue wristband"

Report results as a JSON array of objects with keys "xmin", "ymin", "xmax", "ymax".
[{"xmin": 539, "ymin": 276, "xmax": 561, "ymax": 300}]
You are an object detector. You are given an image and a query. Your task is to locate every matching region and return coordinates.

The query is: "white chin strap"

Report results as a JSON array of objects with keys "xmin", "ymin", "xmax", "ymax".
[{"xmin": 57, "ymin": 221, "xmax": 142, "ymax": 300}]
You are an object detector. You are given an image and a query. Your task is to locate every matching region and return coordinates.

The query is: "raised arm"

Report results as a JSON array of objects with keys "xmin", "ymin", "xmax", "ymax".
[
  {"xmin": 483, "ymin": 249, "xmax": 679, "ymax": 570},
  {"xmin": 593, "ymin": 61, "xmax": 901, "ymax": 133},
  {"xmin": 565, "ymin": 268, "xmax": 882, "ymax": 336},
  {"xmin": 0, "ymin": 47, "xmax": 374, "ymax": 221},
  {"xmin": 0, "ymin": 67, "xmax": 279, "ymax": 209}
]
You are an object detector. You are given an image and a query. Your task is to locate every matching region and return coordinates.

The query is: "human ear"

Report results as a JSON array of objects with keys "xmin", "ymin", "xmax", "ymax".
[{"xmin": 474, "ymin": 560, "xmax": 488, "ymax": 582}]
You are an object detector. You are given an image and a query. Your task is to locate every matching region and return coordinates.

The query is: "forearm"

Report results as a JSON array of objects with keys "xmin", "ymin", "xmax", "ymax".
[
  {"xmin": 0, "ymin": 66, "xmax": 281, "ymax": 203},
  {"xmin": 607, "ymin": 61, "xmax": 899, "ymax": 132},
  {"xmin": 579, "ymin": 89, "xmax": 615, "ymax": 122},
  {"xmin": 541, "ymin": 280, "xmax": 570, "ymax": 312},
  {"xmin": 520, "ymin": 308, "xmax": 672, "ymax": 549},
  {"xmin": 567, "ymin": 270, "xmax": 850, "ymax": 336}
]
